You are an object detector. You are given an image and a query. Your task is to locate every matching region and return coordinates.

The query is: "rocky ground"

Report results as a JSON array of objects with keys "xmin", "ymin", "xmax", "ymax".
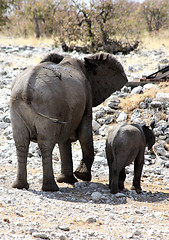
[{"xmin": 0, "ymin": 44, "xmax": 169, "ymax": 240}]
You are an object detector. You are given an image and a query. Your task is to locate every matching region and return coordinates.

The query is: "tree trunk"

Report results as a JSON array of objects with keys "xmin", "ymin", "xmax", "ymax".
[{"xmin": 33, "ymin": 9, "xmax": 40, "ymax": 38}]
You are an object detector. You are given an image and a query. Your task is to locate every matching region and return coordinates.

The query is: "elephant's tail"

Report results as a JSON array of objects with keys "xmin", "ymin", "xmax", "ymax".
[
  {"xmin": 27, "ymin": 101, "xmax": 66, "ymax": 125},
  {"xmin": 35, "ymin": 110, "xmax": 66, "ymax": 125}
]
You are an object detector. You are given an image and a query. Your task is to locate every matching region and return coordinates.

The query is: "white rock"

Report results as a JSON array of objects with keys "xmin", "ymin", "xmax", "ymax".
[
  {"xmin": 0, "ymin": 122, "xmax": 9, "ymax": 129},
  {"xmin": 117, "ymin": 112, "xmax": 128, "ymax": 122},
  {"xmin": 156, "ymin": 92, "xmax": 169, "ymax": 102},
  {"xmin": 58, "ymin": 225, "xmax": 70, "ymax": 231},
  {"xmin": 99, "ymin": 124, "xmax": 108, "ymax": 136},
  {"xmin": 131, "ymin": 86, "xmax": 142, "ymax": 94},
  {"xmin": 91, "ymin": 191, "xmax": 102, "ymax": 201},
  {"xmin": 92, "ymin": 120, "xmax": 100, "ymax": 132},
  {"xmin": 143, "ymin": 83, "xmax": 157, "ymax": 91}
]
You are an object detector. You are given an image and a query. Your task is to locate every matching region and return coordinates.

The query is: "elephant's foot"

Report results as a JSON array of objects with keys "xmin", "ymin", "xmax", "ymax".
[
  {"xmin": 131, "ymin": 186, "xmax": 142, "ymax": 194},
  {"xmin": 57, "ymin": 174, "xmax": 77, "ymax": 184},
  {"xmin": 12, "ymin": 180, "xmax": 29, "ymax": 190},
  {"xmin": 42, "ymin": 181, "xmax": 59, "ymax": 192},
  {"xmin": 110, "ymin": 187, "xmax": 119, "ymax": 194},
  {"xmin": 74, "ymin": 162, "xmax": 91, "ymax": 181}
]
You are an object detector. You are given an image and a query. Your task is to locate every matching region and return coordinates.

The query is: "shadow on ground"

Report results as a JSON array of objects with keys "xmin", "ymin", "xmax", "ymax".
[{"xmin": 27, "ymin": 180, "xmax": 169, "ymax": 205}]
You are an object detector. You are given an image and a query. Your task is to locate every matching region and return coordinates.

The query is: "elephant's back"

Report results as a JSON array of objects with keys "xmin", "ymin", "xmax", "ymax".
[
  {"xmin": 11, "ymin": 62, "xmax": 86, "ymax": 128},
  {"xmin": 107, "ymin": 124, "xmax": 145, "ymax": 149}
]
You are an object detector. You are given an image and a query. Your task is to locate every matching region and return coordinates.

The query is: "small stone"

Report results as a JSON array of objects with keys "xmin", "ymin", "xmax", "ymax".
[
  {"xmin": 150, "ymin": 100, "xmax": 163, "ymax": 109},
  {"xmin": 95, "ymin": 110, "xmax": 106, "ymax": 119},
  {"xmin": 0, "ymin": 71, "xmax": 7, "ymax": 76},
  {"xmin": 91, "ymin": 192, "xmax": 102, "ymax": 201},
  {"xmin": 159, "ymin": 58, "xmax": 169, "ymax": 64},
  {"xmin": 139, "ymin": 101, "xmax": 147, "ymax": 109},
  {"xmin": 92, "ymin": 120, "xmax": 100, "ymax": 132},
  {"xmin": 74, "ymin": 182, "xmax": 87, "ymax": 189},
  {"xmin": 133, "ymin": 230, "xmax": 141, "ymax": 236},
  {"xmin": 0, "ymin": 122, "xmax": 9, "ymax": 129},
  {"xmin": 86, "ymin": 217, "xmax": 97, "ymax": 223},
  {"xmin": 117, "ymin": 112, "xmax": 127, "ymax": 122},
  {"xmin": 32, "ymin": 232, "xmax": 49, "ymax": 239},
  {"xmin": 131, "ymin": 109, "xmax": 141, "ymax": 121},
  {"xmin": 131, "ymin": 86, "xmax": 142, "ymax": 94},
  {"xmin": 115, "ymin": 193, "xmax": 126, "ymax": 198},
  {"xmin": 99, "ymin": 124, "xmax": 108, "ymax": 136},
  {"xmin": 143, "ymin": 83, "xmax": 156, "ymax": 91},
  {"xmin": 156, "ymin": 92, "xmax": 169, "ymax": 102},
  {"xmin": 128, "ymin": 66, "xmax": 136, "ymax": 72},
  {"xmin": 58, "ymin": 225, "xmax": 70, "ymax": 231},
  {"xmin": 59, "ymin": 236, "xmax": 67, "ymax": 240}
]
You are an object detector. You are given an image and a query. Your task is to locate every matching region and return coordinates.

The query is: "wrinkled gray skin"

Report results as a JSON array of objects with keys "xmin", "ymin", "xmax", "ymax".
[
  {"xmin": 106, "ymin": 123, "xmax": 155, "ymax": 194},
  {"xmin": 10, "ymin": 52, "xmax": 128, "ymax": 192}
]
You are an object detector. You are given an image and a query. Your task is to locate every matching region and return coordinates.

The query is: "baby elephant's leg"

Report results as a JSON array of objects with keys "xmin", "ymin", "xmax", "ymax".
[
  {"xmin": 118, "ymin": 168, "xmax": 126, "ymax": 191},
  {"xmin": 132, "ymin": 152, "xmax": 144, "ymax": 194}
]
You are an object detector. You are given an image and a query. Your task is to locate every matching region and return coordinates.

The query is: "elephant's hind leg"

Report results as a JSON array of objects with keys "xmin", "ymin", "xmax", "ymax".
[
  {"xmin": 131, "ymin": 152, "xmax": 144, "ymax": 194},
  {"xmin": 38, "ymin": 139, "xmax": 59, "ymax": 192},
  {"xmin": 57, "ymin": 140, "xmax": 77, "ymax": 184},
  {"xmin": 11, "ymin": 109, "xmax": 30, "ymax": 190}
]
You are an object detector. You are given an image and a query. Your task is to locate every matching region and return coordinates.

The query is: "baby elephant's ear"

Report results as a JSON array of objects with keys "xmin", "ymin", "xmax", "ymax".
[
  {"xmin": 150, "ymin": 120, "xmax": 155, "ymax": 129},
  {"xmin": 142, "ymin": 125, "xmax": 155, "ymax": 150}
]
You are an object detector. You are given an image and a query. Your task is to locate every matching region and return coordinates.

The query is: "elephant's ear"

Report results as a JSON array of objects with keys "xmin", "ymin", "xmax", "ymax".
[
  {"xmin": 40, "ymin": 53, "xmax": 64, "ymax": 64},
  {"xmin": 84, "ymin": 57, "xmax": 99, "ymax": 71},
  {"xmin": 142, "ymin": 125, "xmax": 155, "ymax": 150},
  {"xmin": 84, "ymin": 52, "xmax": 128, "ymax": 107}
]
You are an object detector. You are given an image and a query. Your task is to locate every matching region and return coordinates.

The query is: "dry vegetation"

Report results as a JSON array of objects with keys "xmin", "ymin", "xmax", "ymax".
[
  {"xmin": 119, "ymin": 83, "xmax": 169, "ymax": 123},
  {"xmin": 1, "ymin": 0, "xmax": 169, "ymax": 54},
  {"xmin": 0, "ymin": 34, "xmax": 54, "ymax": 47},
  {"xmin": 120, "ymin": 83, "xmax": 169, "ymax": 113},
  {"xmin": 141, "ymin": 30, "xmax": 169, "ymax": 50},
  {"xmin": 1, "ymin": 28, "xmax": 169, "ymax": 51}
]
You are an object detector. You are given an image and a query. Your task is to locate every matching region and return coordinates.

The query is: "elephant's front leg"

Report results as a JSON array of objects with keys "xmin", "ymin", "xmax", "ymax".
[
  {"xmin": 118, "ymin": 167, "xmax": 126, "ymax": 191},
  {"xmin": 57, "ymin": 139, "xmax": 77, "ymax": 183},
  {"xmin": 74, "ymin": 117, "xmax": 94, "ymax": 181}
]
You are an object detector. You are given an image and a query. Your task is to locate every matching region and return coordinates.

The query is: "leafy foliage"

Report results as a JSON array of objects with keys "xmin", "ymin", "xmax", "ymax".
[
  {"xmin": 1, "ymin": 0, "xmax": 169, "ymax": 53},
  {"xmin": 141, "ymin": 0, "xmax": 169, "ymax": 32},
  {"xmin": 0, "ymin": 0, "xmax": 14, "ymax": 28}
]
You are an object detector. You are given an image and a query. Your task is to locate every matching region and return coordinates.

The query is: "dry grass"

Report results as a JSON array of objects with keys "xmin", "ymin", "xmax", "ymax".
[
  {"xmin": 0, "ymin": 34, "xmax": 55, "ymax": 47},
  {"xmin": 140, "ymin": 30, "xmax": 169, "ymax": 50},
  {"xmin": 119, "ymin": 83, "xmax": 169, "ymax": 115},
  {"xmin": 0, "ymin": 30, "xmax": 169, "ymax": 50}
]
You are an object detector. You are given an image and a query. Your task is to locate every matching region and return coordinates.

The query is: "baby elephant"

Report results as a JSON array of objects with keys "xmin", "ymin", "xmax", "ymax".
[{"xmin": 106, "ymin": 123, "xmax": 155, "ymax": 194}]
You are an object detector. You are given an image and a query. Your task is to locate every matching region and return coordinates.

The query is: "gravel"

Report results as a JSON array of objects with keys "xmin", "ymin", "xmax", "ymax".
[{"xmin": 0, "ymin": 44, "xmax": 169, "ymax": 239}]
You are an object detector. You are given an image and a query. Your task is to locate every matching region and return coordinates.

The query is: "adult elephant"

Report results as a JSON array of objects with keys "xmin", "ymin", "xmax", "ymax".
[{"xmin": 10, "ymin": 52, "xmax": 128, "ymax": 191}]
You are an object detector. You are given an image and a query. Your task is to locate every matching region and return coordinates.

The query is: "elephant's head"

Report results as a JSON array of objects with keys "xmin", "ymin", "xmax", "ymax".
[
  {"xmin": 142, "ymin": 125, "xmax": 155, "ymax": 150},
  {"xmin": 84, "ymin": 52, "xmax": 128, "ymax": 107},
  {"xmin": 41, "ymin": 52, "xmax": 128, "ymax": 107}
]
